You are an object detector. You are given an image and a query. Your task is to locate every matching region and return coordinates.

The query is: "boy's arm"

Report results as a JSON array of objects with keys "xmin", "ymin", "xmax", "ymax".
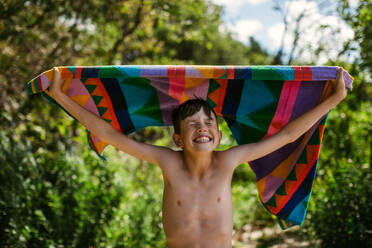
[
  {"xmin": 224, "ymin": 68, "xmax": 347, "ymax": 168},
  {"xmin": 49, "ymin": 67, "xmax": 176, "ymax": 167}
]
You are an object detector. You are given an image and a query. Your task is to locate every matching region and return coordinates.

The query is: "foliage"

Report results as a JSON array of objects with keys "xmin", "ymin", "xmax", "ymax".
[
  {"xmin": 0, "ymin": 125, "xmax": 168, "ymax": 247},
  {"xmin": 304, "ymin": 160, "xmax": 372, "ymax": 247},
  {"xmin": 339, "ymin": 0, "xmax": 372, "ymax": 71},
  {"xmin": 0, "ymin": 128, "xmax": 122, "ymax": 247}
]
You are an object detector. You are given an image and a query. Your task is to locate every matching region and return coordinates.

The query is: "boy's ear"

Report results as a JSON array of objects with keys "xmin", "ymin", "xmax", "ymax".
[{"xmin": 173, "ymin": 133, "xmax": 183, "ymax": 148}]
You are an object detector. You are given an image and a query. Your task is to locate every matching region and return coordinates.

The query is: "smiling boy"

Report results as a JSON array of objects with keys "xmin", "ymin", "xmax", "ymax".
[{"xmin": 50, "ymin": 67, "xmax": 347, "ymax": 248}]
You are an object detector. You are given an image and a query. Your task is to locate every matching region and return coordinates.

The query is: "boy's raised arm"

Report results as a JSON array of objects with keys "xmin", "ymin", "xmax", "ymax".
[
  {"xmin": 49, "ymin": 67, "xmax": 175, "ymax": 166},
  {"xmin": 225, "ymin": 68, "xmax": 347, "ymax": 168}
]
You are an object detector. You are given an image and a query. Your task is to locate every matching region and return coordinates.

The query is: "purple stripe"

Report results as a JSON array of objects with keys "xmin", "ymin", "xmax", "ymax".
[
  {"xmin": 289, "ymin": 81, "xmax": 324, "ymax": 120},
  {"xmin": 184, "ymin": 79, "xmax": 210, "ymax": 100},
  {"xmin": 140, "ymin": 66, "xmax": 168, "ymax": 77},
  {"xmin": 40, "ymin": 74, "xmax": 51, "ymax": 91},
  {"xmin": 311, "ymin": 67, "xmax": 352, "ymax": 89},
  {"xmin": 66, "ymin": 79, "xmax": 90, "ymax": 97},
  {"xmin": 310, "ymin": 67, "xmax": 337, "ymax": 81},
  {"xmin": 343, "ymin": 70, "xmax": 353, "ymax": 89},
  {"xmin": 250, "ymin": 136, "xmax": 303, "ymax": 180},
  {"xmin": 250, "ymin": 81, "xmax": 325, "ymax": 180},
  {"xmin": 263, "ymin": 176, "xmax": 284, "ymax": 202},
  {"xmin": 150, "ymin": 77, "xmax": 179, "ymax": 125}
]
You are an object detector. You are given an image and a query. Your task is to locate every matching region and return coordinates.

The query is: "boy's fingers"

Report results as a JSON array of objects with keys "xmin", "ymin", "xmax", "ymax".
[
  {"xmin": 53, "ymin": 67, "xmax": 61, "ymax": 82},
  {"xmin": 336, "ymin": 67, "xmax": 344, "ymax": 81}
]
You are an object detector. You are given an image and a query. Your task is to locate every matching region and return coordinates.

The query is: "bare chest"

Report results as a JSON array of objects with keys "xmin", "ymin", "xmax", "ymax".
[{"xmin": 161, "ymin": 170, "xmax": 233, "ymax": 245}]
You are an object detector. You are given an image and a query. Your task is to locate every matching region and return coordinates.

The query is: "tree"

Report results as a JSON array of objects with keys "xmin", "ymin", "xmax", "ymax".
[{"xmin": 338, "ymin": 0, "xmax": 372, "ymax": 71}]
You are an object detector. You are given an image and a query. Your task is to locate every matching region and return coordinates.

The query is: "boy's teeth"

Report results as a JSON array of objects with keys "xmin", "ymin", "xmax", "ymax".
[{"xmin": 195, "ymin": 136, "xmax": 211, "ymax": 142}]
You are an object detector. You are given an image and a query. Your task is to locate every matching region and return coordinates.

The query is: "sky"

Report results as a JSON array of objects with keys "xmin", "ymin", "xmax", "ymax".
[{"xmin": 211, "ymin": 0, "xmax": 356, "ymax": 64}]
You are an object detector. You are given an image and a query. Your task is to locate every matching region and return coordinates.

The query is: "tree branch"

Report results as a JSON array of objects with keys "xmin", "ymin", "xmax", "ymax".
[
  {"xmin": 107, "ymin": 0, "xmax": 144, "ymax": 64},
  {"xmin": 287, "ymin": 11, "xmax": 305, "ymax": 65}
]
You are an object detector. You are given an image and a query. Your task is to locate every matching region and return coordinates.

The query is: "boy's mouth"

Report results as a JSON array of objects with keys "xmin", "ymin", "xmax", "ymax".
[{"xmin": 193, "ymin": 135, "xmax": 212, "ymax": 143}]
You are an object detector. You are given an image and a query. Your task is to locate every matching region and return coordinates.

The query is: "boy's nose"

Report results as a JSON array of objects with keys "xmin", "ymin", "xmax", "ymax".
[{"xmin": 197, "ymin": 125, "xmax": 208, "ymax": 132}]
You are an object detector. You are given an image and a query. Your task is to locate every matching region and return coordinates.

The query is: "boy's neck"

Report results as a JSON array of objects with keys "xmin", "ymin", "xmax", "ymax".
[{"xmin": 182, "ymin": 150, "xmax": 214, "ymax": 180}]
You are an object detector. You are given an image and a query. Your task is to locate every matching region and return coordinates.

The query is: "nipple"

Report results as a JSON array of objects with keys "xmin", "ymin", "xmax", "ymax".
[
  {"xmin": 217, "ymin": 197, "xmax": 221, "ymax": 203},
  {"xmin": 177, "ymin": 200, "xmax": 182, "ymax": 206}
]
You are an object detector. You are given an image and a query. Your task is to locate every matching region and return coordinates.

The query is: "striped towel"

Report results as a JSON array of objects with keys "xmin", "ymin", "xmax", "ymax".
[{"xmin": 27, "ymin": 65, "xmax": 353, "ymax": 229}]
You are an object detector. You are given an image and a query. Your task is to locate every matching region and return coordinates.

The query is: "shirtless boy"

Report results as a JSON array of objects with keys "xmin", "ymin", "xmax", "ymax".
[{"xmin": 50, "ymin": 67, "xmax": 347, "ymax": 248}]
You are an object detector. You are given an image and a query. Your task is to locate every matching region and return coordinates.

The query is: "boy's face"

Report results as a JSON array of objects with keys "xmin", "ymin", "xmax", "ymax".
[{"xmin": 173, "ymin": 108, "xmax": 222, "ymax": 153}]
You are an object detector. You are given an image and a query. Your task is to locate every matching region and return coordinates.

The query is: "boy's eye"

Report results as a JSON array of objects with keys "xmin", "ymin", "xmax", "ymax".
[{"xmin": 206, "ymin": 120, "xmax": 214, "ymax": 125}]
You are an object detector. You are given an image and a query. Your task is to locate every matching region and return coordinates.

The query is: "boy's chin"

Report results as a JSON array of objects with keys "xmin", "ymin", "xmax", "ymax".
[{"xmin": 188, "ymin": 143, "xmax": 217, "ymax": 153}]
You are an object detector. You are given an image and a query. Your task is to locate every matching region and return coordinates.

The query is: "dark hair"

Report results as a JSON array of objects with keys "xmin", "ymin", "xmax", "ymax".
[{"xmin": 171, "ymin": 98, "xmax": 218, "ymax": 134}]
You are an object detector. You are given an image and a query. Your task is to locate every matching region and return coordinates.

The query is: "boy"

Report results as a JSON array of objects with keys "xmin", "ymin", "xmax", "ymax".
[{"xmin": 50, "ymin": 67, "xmax": 347, "ymax": 248}]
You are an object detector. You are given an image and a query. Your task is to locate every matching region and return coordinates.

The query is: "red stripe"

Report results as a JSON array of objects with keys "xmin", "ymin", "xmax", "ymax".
[
  {"xmin": 37, "ymin": 76, "xmax": 43, "ymax": 91},
  {"xmin": 169, "ymin": 77, "xmax": 186, "ymax": 103},
  {"xmin": 302, "ymin": 66, "xmax": 312, "ymax": 81},
  {"xmin": 167, "ymin": 66, "xmax": 177, "ymax": 77},
  {"xmin": 263, "ymin": 81, "xmax": 301, "ymax": 138},
  {"xmin": 268, "ymin": 130, "xmax": 320, "ymax": 214},
  {"xmin": 75, "ymin": 67, "xmax": 82, "ymax": 79},
  {"xmin": 216, "ymin": 79, "xmax": 227, "ymax": 115},
  {"xmin": 177, "ymin": 66, "xmax": 186, "ymax": 78},
  {"xmin": 167, "ymin": 66, "xmax": 185, "ymax": 78},
  {"xmin": 227, "ymin": 66, "xmax": 234, "ymax": 79},
  {"xmin": 293, "ymin": 66, "xmax": 302, "ymax": 81},
  {"xmin": 274, "ymin": 144, "xmax": 320, "ymax": 213}
]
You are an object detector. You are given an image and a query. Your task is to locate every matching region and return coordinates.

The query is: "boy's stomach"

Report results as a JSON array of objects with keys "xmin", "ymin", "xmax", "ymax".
[{"xmin": 162, "ymin": 183, "xmax": 233, "ymax": 247}]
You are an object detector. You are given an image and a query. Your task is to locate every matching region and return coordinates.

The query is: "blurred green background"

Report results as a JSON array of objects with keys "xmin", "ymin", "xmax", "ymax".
[{"xmin": 0, "ymin": 0, "xmax": 371, "ymax": 247}]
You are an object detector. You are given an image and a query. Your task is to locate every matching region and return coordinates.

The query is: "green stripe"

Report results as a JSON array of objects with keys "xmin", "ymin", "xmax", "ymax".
[
  {"xmin": 251, "ymin": 66, "xmax": 286, "ymax": 80},
  {"xmin": 98, "ymin": 66, "xmax": 125, "ymax": 78},
  {"xmin": 34, "ymin": 78, "xmax": 40, "ymax": 92},
  {"xmin": 26, "ymin": 82, "xmax": 33, "ymax": 95}
]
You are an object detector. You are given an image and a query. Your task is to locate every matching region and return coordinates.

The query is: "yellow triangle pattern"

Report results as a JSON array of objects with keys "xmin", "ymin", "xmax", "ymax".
[
  {"xmin": 256, "ymin": 177, "xmax": 267, "ymax": 202},
  {"xmin": 270, "ymin": 151, "xmax": 297, "ymax": 179},
  {"xmin": 71, "ymin": 95, "xmax": 90, "ymax": 107},
  {"xmin": 197, "ymin": 67, "xmax": 214, "ymax": 78},
  {"xmin": 62, "ymin": 78, "xmax": 73, "ymax": 94},
  {"xmin": 185, "ymin": 77, "xmax": 206, "ymax": 88},
  {"xmin": 181, "ymin": 92, "xmax": 190, "ymax": 103}
]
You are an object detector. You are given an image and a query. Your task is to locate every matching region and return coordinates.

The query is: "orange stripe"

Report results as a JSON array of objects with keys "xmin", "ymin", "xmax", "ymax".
[
  {"xmin": 281, "ymin": 219, "xmax": 288, "ymax": 229},
  {"xmin": 216, "ymin": 79, "xmax": 227, "ymax": 115},
  {"xmin": 31, "ymin": 80, "xmax": 36, "ymax": 93},
  {"xmin": 95, "ymin": 79, "xmax": 121, "ymax": 132}
]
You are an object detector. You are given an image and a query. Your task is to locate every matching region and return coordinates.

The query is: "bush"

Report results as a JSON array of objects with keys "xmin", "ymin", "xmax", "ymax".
[
  {"xmin": 303, "ymin": 161, "xmax": 372, "ymax": 247},
  {"xmin": 0, "ymin": 124, "xmax": 169, "ymax": 247},
  {"xmin": 0, "ymin": 129, "xmax": 123, "ymax": 247}
]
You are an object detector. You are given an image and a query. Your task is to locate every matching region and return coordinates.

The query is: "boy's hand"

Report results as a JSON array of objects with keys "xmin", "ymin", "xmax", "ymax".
[
  {"xmin": 332, "ymin": 67, "xmax": 347, "ymax": 102},
  {"xmin": 49, "ymin": 67, "xmax": 63, "ymax": 99}
]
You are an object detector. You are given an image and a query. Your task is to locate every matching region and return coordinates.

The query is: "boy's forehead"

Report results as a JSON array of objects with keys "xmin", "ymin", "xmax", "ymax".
[{"xmin": 184, "ymin": 109, "xmax": 215, "ymax": 121}]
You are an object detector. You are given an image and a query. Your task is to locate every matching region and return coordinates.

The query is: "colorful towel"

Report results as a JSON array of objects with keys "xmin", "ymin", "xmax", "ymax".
[{"xmin": 27, "ymin": 65, "xmax": 353, "ymax": 229}]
